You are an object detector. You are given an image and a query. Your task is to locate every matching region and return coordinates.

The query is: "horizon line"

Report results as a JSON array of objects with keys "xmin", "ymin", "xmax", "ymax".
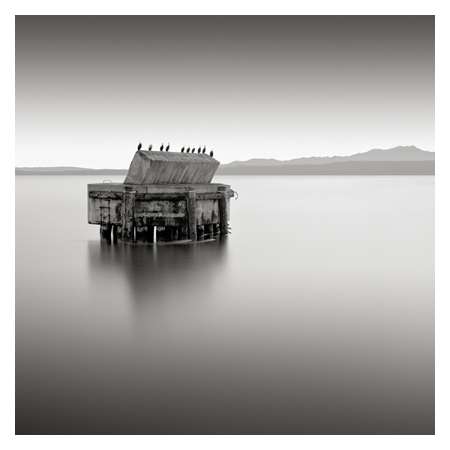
[{"xmin": 15, "ymin": 145, "xmax": 435, "ymax": 170}]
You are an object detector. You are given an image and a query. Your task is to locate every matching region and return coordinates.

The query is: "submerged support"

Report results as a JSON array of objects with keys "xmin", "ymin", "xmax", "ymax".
[
  {"xmin": 122, "ymin": 187, "xmax": 137, "ymax": 242},
  {"xmin": 197, "ymin": 225, "xmax": 205, "ymax": 240},
  {"xmin": 179, "ymin": 225, "xmax": 189, "ymax": 240},
  {"xmin": 135, "ymin": 225, "xmax": 147, "ymax": 242},
  {"xmin": 112, "ymin": 224, "xmax": 118, "ymax": 243},
  {"xmin": 186, "ymin": 190, "xmax": 197, "ymax": 241},
  {"xmin": 205, "ymin": 224, "xmax": 214, "ymax": 239},
  {"xmin": 145, "ymin": 220, "xmax": 154, "ymax": 243},
  {"xmin": 100, "ymin": 223, "xmax": 112, "ymax": 241}
]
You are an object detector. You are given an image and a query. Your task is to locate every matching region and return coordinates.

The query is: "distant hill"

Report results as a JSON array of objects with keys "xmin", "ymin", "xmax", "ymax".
[
  {"xmin": 217, "ymin": 146, "xmax": 434, "ymax": 175},
  {"xmin": 15, "ymin": 146, "xmax": 434, "ymax": 176},
  {"xmin": 15, "ymin": 167, "xmax": 127, "ymax": 175}
]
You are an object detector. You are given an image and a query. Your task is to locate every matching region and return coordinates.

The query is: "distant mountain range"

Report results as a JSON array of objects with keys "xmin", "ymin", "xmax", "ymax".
[
  {"xmin": 16, "ymin": 146, "xmax": 434, "ymax": 176},
  {"xmin": 217, "ymin": 146, "xmax": 434, "ymax": 175},
  {"xmin": 15, "ymin": 166, "xmax": 128, "ymax": 175}
]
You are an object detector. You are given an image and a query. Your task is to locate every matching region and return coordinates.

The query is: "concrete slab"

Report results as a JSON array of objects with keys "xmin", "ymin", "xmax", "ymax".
[{"xmin": 124, "ymin": 150, "xmax": 220, "ymax": 184}]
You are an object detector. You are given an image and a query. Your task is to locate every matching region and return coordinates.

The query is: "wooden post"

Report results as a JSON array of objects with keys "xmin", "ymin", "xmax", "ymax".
[
  {"xmin": 218, "ymin": 187, "xmax": 228, "ymax": 235},
  {"xmin": 112, "ymin": 224, "xmax": 118, "ymax": 243},
  {"xmin": 186, "ymin": 190, "xmax": 197, "ymax": 241},
  {"xmin": 122, "ymin": 187, "xmax": 136, "ymax": 242},
  {"xmin": 180, "ymin": 225, "xmax": 189, "ymax": 240},
  {"xmin": 100, "ymin": 224, "xmax": 112, "ymax": 241},
  {"xmin": 146, "ymin": 219, "xmax": 154, "ymax": 243},
  {"xmin": 197, "ymin": 225, "xmax": 205, "ymax": 240},
  {"xmin": 205, "ymin": 223, "xmax": 214, "ymax": 239},
  {"xmin": 99, "ymin": 199, "xmax": 111, "ymax": 241}
]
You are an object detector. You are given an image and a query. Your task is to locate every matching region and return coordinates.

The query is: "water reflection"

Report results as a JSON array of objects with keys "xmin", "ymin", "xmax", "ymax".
[{"xmin": 87, "ymin": 239, "xmax": 228, "ymax": 310}]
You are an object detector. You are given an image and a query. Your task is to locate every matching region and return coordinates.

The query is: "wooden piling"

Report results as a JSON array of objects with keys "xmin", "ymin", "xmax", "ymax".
[
  {"xmin": 112, "ymin": 224, "xmax": 118, "ymax": 243},
  {"xmin": 122, "ymin": 187, "xmax": 136, "ymax": 242},
  {"xmin": 205, "ymin": 223, "xmax": 214, "ymax": 238},
  {"xmin": 145, "ymin": 220, "xmax": 154, "ymax": 243},
  {"xmin": 179, "ymin": 225, "xmax": 189, "ymax": 240},
  {"xmin": 218, "ymin": 187, "xmax": 228, "ymax": 235},
  {"xmin": 100, "ymin": 223, "xmax": 112, "ymax": 241},
  {"xmin": 197, "ymin": 225, "xmax": 205, "ymax": 240},
  {"xmin": 186, "ymin": 190, "xmax": 197, "ymax": 241}
]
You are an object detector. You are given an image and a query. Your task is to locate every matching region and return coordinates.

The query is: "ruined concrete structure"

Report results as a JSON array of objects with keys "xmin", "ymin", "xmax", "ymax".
[{"xmin": 88, "ymin": 150, "xmax": 234, "ymax": 243}]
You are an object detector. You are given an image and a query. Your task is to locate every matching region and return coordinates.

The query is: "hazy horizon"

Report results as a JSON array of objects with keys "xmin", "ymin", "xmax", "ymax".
[
  {"xmin": 15, "ymin": 144, "xmax": 435, "ymax": 169},
  {"xmin": 16, "ymin": 16, "xmax": 434, "ymax": 167}
]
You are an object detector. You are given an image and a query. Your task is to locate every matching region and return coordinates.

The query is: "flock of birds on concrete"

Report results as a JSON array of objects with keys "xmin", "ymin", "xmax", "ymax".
[{"xmin": 137, "ymin": 142, "xmax": 214, "ymax": 158}]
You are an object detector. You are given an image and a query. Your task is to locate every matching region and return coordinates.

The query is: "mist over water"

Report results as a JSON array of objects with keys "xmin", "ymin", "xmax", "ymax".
[{"xmin": 15, "ymin": 175, "xmax": 434, "ymax": 434}]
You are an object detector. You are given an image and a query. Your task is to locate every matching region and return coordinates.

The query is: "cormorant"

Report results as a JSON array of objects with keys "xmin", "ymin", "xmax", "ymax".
[
  {"xmin": 148, "ymin": 144, "xmax": 152, "ymax": 151},
  {"xmin": 187, "ymin": 147, "xmax": 190, "ymax": 153},
  {"xmin": 202, "ymin": 147, "xmax": 206, "ymax": 154},
  {"xmin": 209, "ymin": 150, "xmax": 214, "ymax": 157},
  {"xmin": 160, "ymin": 144, "xmax": 164, "ymax": 151},
  {"xmin": 165, "ymin": 144, "xmax": 170, "ymax": 152},
  {"xmin": 181, "ymin": 147, "xmax": 185, "ymax": 153},
  {"xmin": 197, "ymin": 147, "xmax": 201, "ymax": 153},
  {"xmin": 137, "ymin": 142, "xmax": 142, "ymax": 150}
]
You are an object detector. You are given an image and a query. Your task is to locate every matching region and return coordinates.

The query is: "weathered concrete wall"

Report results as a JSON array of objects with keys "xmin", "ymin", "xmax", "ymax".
[
  {"xmin": 196, "ymin": 199, "xmax": 220, "ymax": 225},
  {"xmin": 135, "ymin": 199, "xmax": 187, "ymax": 227},
  {"xmin": 124, "ymin": 151, "xmax": 220, "ymax": 185},
  {"xmin": 88, "ymin": 196, "xmax": 122, "ymax": 224},
  {"xmin": 88, "ymin": 183, "xmax": 233, "ymax": 242}
]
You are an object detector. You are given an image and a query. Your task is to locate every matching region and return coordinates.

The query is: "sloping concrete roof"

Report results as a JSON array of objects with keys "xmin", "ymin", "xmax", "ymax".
[{"xmin": 124, "ymin": 150, "xmax": 220, "ymax": 184}]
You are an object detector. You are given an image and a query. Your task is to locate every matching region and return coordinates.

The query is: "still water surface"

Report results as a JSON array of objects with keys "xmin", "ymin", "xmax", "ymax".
[{"xmin": 16, "ymin": 175, "xmax": 434, "ymax": 434}]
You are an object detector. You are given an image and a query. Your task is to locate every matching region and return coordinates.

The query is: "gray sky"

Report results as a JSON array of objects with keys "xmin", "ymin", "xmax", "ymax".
[{"xmin": 16, "ymin": 15, "xmax": 434, "ymax": 167}]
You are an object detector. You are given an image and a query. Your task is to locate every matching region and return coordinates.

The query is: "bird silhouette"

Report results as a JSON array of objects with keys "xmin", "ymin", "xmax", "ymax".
[
  {"xmin": 202, "ymin": 147, "xmax": 206, "ymax": 154},
  {"xmin": 181, "ymin": 147, "xmax": 185, "ymax": 153},
  {"xmin": 148, "ymin": 144, "xmax": 152, "ymax": 151},
  {"xmin": 165, "ymin": 144, "xmax": 170, "ymax": 152},
  {"xmin": 187, "ymin": 148, "xmax": 190, "ymax": 153},
  {"xmin": 209, "ymin": 150, "xmax": 214, "ymax": 157},
  {"xmin": 197, "ymin": 148, "xmax": 201, "ymax": 154},
  {"xmin": 137, "ymin": 142, "xmax": 142, "ymax": 150},
  {"xmin": 160, "ymin": 144, "xmax": 164, "ymax": 151}
]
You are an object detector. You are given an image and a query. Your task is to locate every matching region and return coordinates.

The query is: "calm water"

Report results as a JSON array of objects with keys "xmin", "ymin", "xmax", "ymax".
[{"xmin": 16, "ymin": 175, "xmax": 434, "ymax": 434}]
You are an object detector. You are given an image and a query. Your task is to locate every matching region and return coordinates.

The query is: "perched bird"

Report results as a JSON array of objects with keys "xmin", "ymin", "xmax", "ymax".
[
  {"xmin": 181, "ymin": 147, "xmax": 185, "ymax": 153},
  {"xmin": 137, "ymin": 142, "xmax": 142, "ymax": 150},
  {"xmin": 165, "ymin": 144, "xmax": 170, "ymax": 152},
  {"xmin": 202, "ymin": 147, "xmax": 206, "ymax": 154},
  {"xmin": 209, "ymin": 150, "xmax": 214, "ymax": 157},
  {"xmin": 148, "ymin": 144, "xmax": 152, "ymax": 151},
  {"xmin": 186, "ymin": 147, "xmax": 190, "ymax": 153},
  {"xmin": 197, "ymin": 147, "xmax": 201, "ymax": 153},
  {"xmin": 160, "ymin": 144, "xmax": 164, "ymax": 151}
]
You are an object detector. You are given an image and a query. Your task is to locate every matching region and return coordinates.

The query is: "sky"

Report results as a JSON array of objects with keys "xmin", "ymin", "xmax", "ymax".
[{"xmin": 15, "ymin": 15, "xmax": 434, "ymax": 167}]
